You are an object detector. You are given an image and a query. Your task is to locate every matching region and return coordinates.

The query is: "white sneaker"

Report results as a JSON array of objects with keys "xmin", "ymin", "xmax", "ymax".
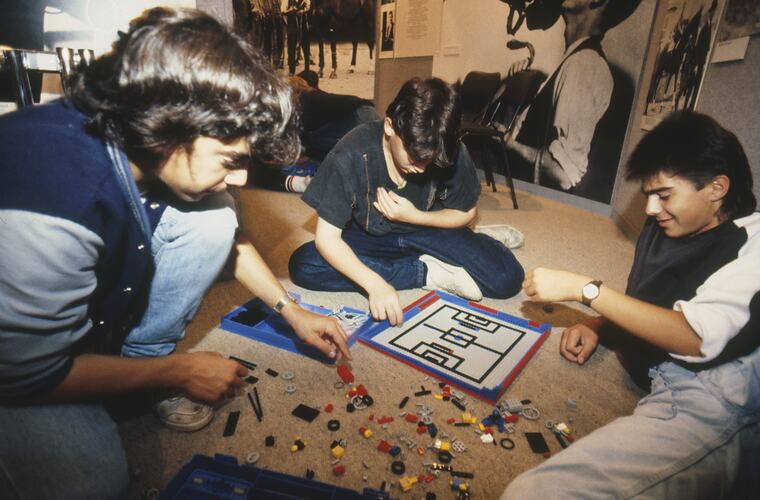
[
  {"xmin": 154, "ymin": 395, "xmax": 214, "ymax": 432},
  {"xmin": 285, "ymin": 174, "xmax": 312, "ymax": 193},
  {"xmin": 420, "ymin": 254, "xmax": 482, "ymax": 301},
  {"xmin": 475, "ymin": 224, "xmax": 524, "ymax": 249}
]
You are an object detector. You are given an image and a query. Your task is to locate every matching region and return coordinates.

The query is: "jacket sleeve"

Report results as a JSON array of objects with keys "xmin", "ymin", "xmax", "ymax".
[{"xmin": 0, "ymin": 209, "xmax": 101, "ymax": 401}]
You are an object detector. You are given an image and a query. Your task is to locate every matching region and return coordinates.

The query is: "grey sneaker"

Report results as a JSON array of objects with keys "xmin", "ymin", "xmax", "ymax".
[
  {"xmin": 420, "ymin": 255, "xmax": 482, "ymax": 301},
  {"xmin": 475, "ymin": 224, "xmax": 524, "ymax": 249},
  {"xmin": 154, "ymin": 395, "xmax": 214, "ymax": 432}
]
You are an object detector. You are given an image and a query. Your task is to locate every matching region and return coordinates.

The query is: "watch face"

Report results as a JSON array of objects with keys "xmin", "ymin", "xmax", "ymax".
[{"xmin": 583, "ymin": 283, "xmax": 600, "ymax": 300}]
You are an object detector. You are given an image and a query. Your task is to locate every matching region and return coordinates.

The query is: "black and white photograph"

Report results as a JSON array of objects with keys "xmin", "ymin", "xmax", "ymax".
[
  {"xmin": 641, "ymin": 0, "xmax": 725, "ymax": 130},
  {"xmin": 717, "ymin": 0, "xmax": 760, "ymax": 41},
  {"xmin": 378, "ymin": 0, "xmax": 395, "ymax": 58},
  {"xmin": 500, "ymin": 0, "xmax": 653, "ymax": 204}
]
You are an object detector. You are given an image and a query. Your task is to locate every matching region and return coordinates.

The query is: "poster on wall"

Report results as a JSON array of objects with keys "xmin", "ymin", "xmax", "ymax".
[
  {"xmin": 379, "ymin": 0, "xmax": 396, "ymax": 59},
  {"xmin": 393, "ymin": 0, "xmax": 443, "ymax": 58},
  {"xmin": 641, "ymin": 0, "xmax": 726, "ymax": 131},
  {"xmin": 717, "ymin": 0, "xmax": 760, "ymax": 41},
  {"xmin": 498, "ymin": 0, "xmax": 654, "ymax": 205}
]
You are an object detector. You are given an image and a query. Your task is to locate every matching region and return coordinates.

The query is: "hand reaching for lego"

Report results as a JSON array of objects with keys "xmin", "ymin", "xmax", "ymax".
[
  {"xmin": 366, "ymin": 278, "xmax": 404, "ymax": 326},
  {"xmin": 373, "ymin": 188, "xmax": 419, "ymax": 224},
  {"xmin": 174, "ymin": 352, "xmax": 248, "ymax": 403},
  {"xmin": 522, "ymin": 267, "xmax": 589, "ymax": 303},
  {"xmin": 283, "ymin": 305, "xmax": 352, "ymax": 361}
]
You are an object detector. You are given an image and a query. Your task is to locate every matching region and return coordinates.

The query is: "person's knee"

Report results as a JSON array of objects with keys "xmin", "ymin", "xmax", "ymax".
[
  {"xmin": 175, "ymin": 196, "xmax": 238, "ymax": 258},
  {"xmin": 488, "ymin": 255, "xmax": 524, "ymax": 299},
  {"xmin": 288, "ymin": 242, "xmax": 316, "ymax": 287},
  {"xmin": 502, "ymin": 472, "xmax": 534, "ymax": 499}
]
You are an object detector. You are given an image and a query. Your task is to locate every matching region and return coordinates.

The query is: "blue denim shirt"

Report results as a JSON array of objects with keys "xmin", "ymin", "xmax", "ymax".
[{"xmin": 303, "ymin": 121, "xmax": 481, "ymax": 236}]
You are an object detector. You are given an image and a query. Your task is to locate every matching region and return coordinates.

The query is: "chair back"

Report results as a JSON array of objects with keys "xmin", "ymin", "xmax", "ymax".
[
  {"xmin": 1, "ymin": 48, "xmax": 95, "ymax": 108},
  {"xmin": 485, "ymin": 69, "xmax": 545, "ymax": 131},
  {"xmin": 459, "ymin": 71, "xmax": 501, "ymax": 125}
]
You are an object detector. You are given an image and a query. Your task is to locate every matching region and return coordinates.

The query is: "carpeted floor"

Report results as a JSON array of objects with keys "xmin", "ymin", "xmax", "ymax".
[{"xmin": 119, "ymin": 180, "xmax": 645, "ymax": 499}]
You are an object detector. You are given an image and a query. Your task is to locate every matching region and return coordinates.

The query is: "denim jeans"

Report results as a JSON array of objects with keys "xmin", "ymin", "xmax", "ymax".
[
  {"xmin": 289, "ymin": 226, "xmax": 524, "ymax": 298},
  {"xmin": 122, "ymin": 192, "xmax": 238, "ymax": 357},
  {"xmin": 0, "ymin": 192, "xmax": 238, "ymax": 499},
  {"xmin": 502, "ymin": 350, "xmax": 760, "ymax": 500}
]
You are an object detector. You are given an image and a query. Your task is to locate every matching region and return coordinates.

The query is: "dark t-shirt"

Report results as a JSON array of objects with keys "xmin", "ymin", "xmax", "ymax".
[
  {"xmin": 302, "ymin": 121, "xmax": 481, "ymax": 235},
  {"xmin": 623, "ymin": 217, "xmax": 756, "ymax": 371}
]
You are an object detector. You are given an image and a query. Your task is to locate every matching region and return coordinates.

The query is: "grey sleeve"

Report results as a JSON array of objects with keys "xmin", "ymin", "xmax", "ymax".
[{"xmin": 0, "ymin": 209, "xmax": 101, "ymax": 400}]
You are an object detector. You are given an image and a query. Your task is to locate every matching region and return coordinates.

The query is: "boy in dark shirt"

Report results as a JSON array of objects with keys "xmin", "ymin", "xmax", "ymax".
[
  {"xmin": 289, "ymin": 77, "xmax": 524, "ymax": 324},
  {"xmin": 505, "ymin": 111, "xmax": 760, "ymax": 499}
]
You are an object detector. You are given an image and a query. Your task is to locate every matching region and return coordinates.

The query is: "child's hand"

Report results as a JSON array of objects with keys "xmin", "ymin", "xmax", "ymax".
[
  {"xmin": 560, "ymin": 323, "xmax": 599, "ymax": 365},
  {"xmin": 522, "ymin": 267, "xmax": 589, "ymax": 303},
  {"xmin": 367, "ymin": 279, "xmax": 404, "ymax": 326},
  {"xmin": 373, "ymin": 188, "xmax": 419, "ymax": 224}
]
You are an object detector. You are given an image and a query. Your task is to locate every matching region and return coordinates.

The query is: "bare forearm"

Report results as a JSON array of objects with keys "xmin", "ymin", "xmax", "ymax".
[
  {"xmin": 591, "ymin": 286, "xmax": 703, "ymax": 357},
  {"xmin": 315, "ymin": 234, "xmax": 383, "ymax": 293},
  {"xmin": 410, "ymin": 207, "xmax": 477, "ymax": 228},
  {"xmin": 232, "ymin": 236, "xmax": 288, "ymax": 308},
  {"xmin": 525, "ymin": 268, "xmax": 703, "ymax": 357},
  {"xmin": 31, "ymin": 354, "xmax": 184, "ymax": 404}
]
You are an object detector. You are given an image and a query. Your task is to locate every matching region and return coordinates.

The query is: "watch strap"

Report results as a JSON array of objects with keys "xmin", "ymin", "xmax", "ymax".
[
  {"xmin": 273, "ymin": 292, "xmax": 297, "ymax": 314},
  {"xmin": 581, "ymin": 280, "xmax": 603, "ymax": 306}
]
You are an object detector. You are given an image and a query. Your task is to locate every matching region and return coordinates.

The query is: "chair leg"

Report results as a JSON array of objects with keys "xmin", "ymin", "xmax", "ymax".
[
  {"xmin": 5, "ymin": 50, "xmax": 34, "ymax": 108},
  {"xmin": 498, "ymin": 137, "xmax": 519, "ymax": 210}
]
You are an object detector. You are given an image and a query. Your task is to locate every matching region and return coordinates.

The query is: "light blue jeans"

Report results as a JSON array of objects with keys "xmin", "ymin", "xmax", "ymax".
[
  {"xmin": 0, "ymin": 193, "xmax": 238, "ymax": 500},
  {"xmin": 502, "ymin": 348, "xmax": 760, "ymax": 500}
]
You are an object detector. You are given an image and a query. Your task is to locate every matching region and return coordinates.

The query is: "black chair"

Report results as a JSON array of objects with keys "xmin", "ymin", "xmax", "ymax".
[
  {"xmin": 459, "ymin": 71, "xmax": 502, "ymax": 124},
  {"xmin": 459, "ymin": 69, "xmax": 545, "ymax": 210},
  {"xmin": 1, "ymin": 47, "xmax": 94, "ymax": 108}
]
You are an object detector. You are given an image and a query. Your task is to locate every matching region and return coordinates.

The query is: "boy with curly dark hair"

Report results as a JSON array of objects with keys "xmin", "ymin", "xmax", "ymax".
[{"xmin": 0, "ymin": 8, "xmax": 349, "ymax": 498}]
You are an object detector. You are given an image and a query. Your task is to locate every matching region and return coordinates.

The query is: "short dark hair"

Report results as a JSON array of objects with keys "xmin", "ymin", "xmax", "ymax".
[
  {"xmin": 297, "ymin": 69, "xmax": 319, "ymax": 89},
  {"xmin": 67, "ymin": 7, "xmax": 300, "ymax": 168},
  {"xmin": 626, "ymin": 111, "xmax": 756, "ymax": 219},
  {"xmin": 385, "ymin": 77, "xmax": 461, "ymax": 168}
]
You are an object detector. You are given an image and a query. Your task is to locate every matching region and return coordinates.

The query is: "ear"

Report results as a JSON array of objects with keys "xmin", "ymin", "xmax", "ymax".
[
  {"xmin": 383, "ymin": 117, "xmax": 395, "ymax": 137},
  {"xmin": 708, "ymin": 175, "xmax": 730, "ymax": 202}
]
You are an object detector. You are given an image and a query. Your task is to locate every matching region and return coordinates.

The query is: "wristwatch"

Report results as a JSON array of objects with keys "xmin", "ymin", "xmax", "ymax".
[
  {"xmin": 273, "ymin": 292, "xmax": 297, "ymax": 314},
  {"xmin": 581, "ymin": 280, "xmax": 603, "ymax": 307}
]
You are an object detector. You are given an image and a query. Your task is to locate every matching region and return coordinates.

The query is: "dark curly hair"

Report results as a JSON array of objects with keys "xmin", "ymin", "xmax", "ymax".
[
  {"xmin": 626, "ymin": 111, "xmax": 756, "ymax": 219},
  {"xmin": 385, "ymin": 77, "xmax": 462, "ymax": 169},
  {"xmin": 66, "ymin": 7, "xmax": 300, "ymax": 168}
]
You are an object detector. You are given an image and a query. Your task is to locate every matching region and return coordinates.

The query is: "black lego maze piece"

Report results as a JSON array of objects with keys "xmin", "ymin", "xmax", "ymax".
[
  {"xmin": 414, "ymin": 386, "xmax": 431, "ymax": 397},
  {"xmin": 245, "ymin": 375, "xmax": 259, "ymax": 384},
  {"xmin": 524, "ymin": 432, "xmax": 550, "ymax": 454},
  {"xmin": 265, "ymin": 435, "xmax": 275, "ymax": 447},
  {"xmin": 292, "ymin": 403, "xmax": 320, "ymax": 422},
  {"xmin": 451, "ymin": 399, "xmax": 466, "ymax": 411},
  {"xmin": 398, "ymin": 396, "xmax": 410, "ymax": 409},
  {"xmin": 451, "ymin": 470, "xmax": 474, "ymax": 479},
  {"xmin": 230, "ymin": 355, "xmax": 257, "ymax": 370},
  {"xmin": 265, "ymin": 368, "xmax": 279, "ymax": 377},
  {"xmin": 223, "ymin": 411, "xmax": 240, "ymax": 437}
]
